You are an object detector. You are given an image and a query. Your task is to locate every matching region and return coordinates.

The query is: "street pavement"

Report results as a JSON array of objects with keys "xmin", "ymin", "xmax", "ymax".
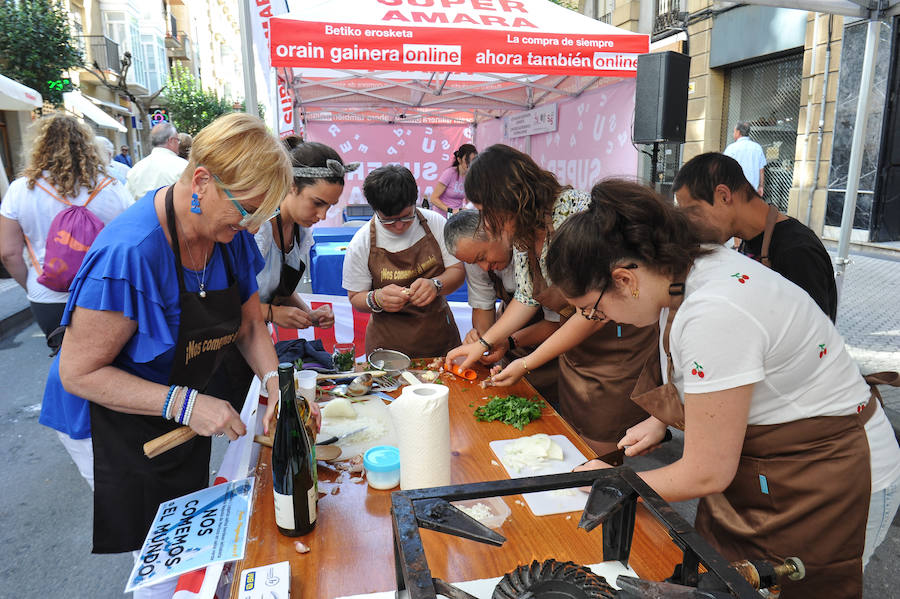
[
  {"xmin": 0, "ymin": 245, "xmax": 898, "ymax": 597},
  {"xmin": 831, "ymin": 248, "xmax": 900, "ymax": 418}
]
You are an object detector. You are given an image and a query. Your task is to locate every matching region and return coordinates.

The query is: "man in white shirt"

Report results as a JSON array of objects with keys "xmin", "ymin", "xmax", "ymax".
[
  {"xmin": 444, "ymin": 209, "xmax": 561, "ymax": 405},
  {"xmin": 723, "ymin": 121, "xmax": 766, "ymax": 197},
  {"xmin": 125, "ymin": 122, "xmax": 189, "ymax": 202}
]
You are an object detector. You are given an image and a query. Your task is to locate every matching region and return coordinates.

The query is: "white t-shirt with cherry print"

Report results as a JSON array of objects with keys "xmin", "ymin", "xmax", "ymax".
[{"xmin": 661, "ymin": 245, "xmax": 900, "ymax": 492}]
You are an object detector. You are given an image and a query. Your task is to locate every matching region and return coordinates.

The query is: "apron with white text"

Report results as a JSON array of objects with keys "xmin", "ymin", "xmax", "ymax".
[{"xmin": 365, "ymin": 210, "xmax": 460, "ymax": 358}]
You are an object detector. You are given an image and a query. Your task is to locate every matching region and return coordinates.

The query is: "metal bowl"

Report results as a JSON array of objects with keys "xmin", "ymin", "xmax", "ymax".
[{"xmin": 367, "ymin": 348, "xmax": 411, "ymax": 373}]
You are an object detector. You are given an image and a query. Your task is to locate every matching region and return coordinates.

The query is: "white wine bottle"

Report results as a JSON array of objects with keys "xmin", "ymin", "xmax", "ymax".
[{"xmin": 272, "ymin": 362, "xmax": 317, "ymax": 536}]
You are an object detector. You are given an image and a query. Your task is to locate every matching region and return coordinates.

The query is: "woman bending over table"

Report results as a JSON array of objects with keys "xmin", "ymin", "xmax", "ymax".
[
  {"xmin": 446, "ymin": 145, "xmax": 658, "ymax": 463},
  {"xmin": 206, "ymin": 140, "xmax": 354, "ymax": 404},
  {"xmin": 43, "ymin": 113, "xmax": 309, "ymax": 598},
  {"xmin": 548, "ymin": 179, "xmax": 900, "ymax": 598}
]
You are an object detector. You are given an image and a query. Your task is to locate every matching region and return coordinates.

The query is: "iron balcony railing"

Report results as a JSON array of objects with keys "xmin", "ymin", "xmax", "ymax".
[
  {"xmin": 654, "ymin": 0, "xmax": 684, "ymax": 34},
  {"xmin": 80, "ymin": 35, "xmax": 121, "ymax": 75}
]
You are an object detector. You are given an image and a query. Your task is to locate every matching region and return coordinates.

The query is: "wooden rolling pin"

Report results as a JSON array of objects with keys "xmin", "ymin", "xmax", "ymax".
[
  {"xmin": 144, "ymin": 426, "xmax": 196, "ymax": 458},
  {"xmin": 145, "ymin": 429, "xmax": 342, "ymax": 460}
]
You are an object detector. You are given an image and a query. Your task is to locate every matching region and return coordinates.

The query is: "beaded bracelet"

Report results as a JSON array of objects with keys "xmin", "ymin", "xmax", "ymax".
[
  {"xmin": 166, "ymin": 387, "xmax": 179, "ymax": 420},
  {"xmin": 165, "ymin": 386, "xmax": 182, "ymax": 420},
  {"xmin": 178, "ymin": 388, "xmax": 191, "ymax": 424},
  {"xmin": 183, "ymin": 388, "xmax": 198, "ymax": 426},
  {"xmin": 162, "ymin": 385, "xmax": 178, "ymax": 419},
  {"xmin": 367, "ymin": 290, "xmax": 384, "ymax": 313},
  {"xmin": 261, "ymin": 370, "xmax": 278, "ymax": 389}
]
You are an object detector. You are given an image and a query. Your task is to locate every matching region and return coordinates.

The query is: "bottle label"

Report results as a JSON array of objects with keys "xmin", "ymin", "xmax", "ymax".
[
  {"xmin": 273, "ymin": 490, "xmax": 295, "ymax": 530},
  {"xmin": 308, "ymin": 486, "xmax": 317, "ymax": 524}
]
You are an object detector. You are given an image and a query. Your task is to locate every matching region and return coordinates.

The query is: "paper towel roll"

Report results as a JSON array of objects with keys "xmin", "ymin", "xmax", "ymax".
[{"xmin": 388, "ymin": 383, "xmax": 451, "ymax": 490}]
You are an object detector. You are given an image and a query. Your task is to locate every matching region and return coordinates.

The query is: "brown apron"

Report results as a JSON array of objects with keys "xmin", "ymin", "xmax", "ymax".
[
  {"xmin": 631, "ymin": 288, "xmax": 872, "ymax": 598},
  {"xmin": 487, "ymin": 269, "xmax": 560, "ymax": 407},
  {"xmin": 527, "ymin": 246, "xmax": 657, "ymax": 464},
  {"xmin": 365, "ymin": 209, "xmax": 460, "ymax": 358}
]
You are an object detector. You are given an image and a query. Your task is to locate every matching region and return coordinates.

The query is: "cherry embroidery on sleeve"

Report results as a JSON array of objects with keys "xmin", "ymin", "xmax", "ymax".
[
  {"xmin": 690, "ymin": 361, "xmax": 705, "ymax": 379},
  {"xmin": 818, "ymin": 343, "xmax": 827, "ymax": 358},
  {"xmin": 731, "ymin": 273, "xmax": 750, "ymax": 284}
]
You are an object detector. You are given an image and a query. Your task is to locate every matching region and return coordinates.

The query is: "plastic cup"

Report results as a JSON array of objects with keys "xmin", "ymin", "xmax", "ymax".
[{"xmin": 296, "ymin": 370, "xmax": 317, "ymax": 403}]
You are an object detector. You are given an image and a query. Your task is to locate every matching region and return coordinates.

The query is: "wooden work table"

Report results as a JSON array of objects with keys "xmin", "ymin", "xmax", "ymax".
[{"xmin": 230, "ymin": 367, "xmax": 683, "ymax": 598}]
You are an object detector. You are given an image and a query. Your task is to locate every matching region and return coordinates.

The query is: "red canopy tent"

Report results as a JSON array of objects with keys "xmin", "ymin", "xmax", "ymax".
[{"xmin": 269, "ymin": 0, "xmax": 649, "ymax": 124}]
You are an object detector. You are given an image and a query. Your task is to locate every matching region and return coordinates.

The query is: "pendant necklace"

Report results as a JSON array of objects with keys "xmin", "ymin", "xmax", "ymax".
[{"xmin": 178, "ymin": 219, "xmax": 210, "ymax": 298}]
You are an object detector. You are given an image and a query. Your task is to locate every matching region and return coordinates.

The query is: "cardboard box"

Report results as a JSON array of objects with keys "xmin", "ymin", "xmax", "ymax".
[{"xmin": 238, "ymin": 560, "xmax": 290, "ymax": 599}]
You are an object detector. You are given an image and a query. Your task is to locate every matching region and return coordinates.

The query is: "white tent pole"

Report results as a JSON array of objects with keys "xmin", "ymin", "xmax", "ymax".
[
  {"xmin": 238, "ymin": 0, "xmax": 258, "ymax": 117},
  {"xmin": 834, "ymin": 18, "xmax": 880, "ymax": 302}
]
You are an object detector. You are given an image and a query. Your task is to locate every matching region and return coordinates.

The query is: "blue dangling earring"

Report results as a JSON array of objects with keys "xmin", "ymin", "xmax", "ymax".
[{"xmin": 190, "ymin": 193, "xmax": 202, "ymax": 214}]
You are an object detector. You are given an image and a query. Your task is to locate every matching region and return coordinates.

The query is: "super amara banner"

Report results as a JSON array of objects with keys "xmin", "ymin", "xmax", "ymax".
[{"xmin": 126, "ymin": 478, "xmax": 255, "ymax": 593}]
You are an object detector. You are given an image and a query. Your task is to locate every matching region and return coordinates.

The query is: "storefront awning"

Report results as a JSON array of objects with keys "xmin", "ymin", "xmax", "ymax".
[
  {"xmin": 84, "ymin": 93, "xmax": 132, "ymax": 116},
  {"xmin": 63, "ymin": 91, "xmax": 127, "ymax": 132},
  {"xmin": 0, "ymin": 72, "xmax": 42, "ymax": 111}
]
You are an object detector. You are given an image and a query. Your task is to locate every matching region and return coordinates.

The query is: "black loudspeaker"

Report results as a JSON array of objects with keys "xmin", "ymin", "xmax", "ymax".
[{"xmin": 633, "ymin": 51, "xmax": 691, "ymax": 144}]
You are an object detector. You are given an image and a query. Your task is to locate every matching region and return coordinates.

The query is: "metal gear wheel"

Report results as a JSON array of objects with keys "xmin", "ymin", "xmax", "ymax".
[{"xmin": 492, "ymin": 559, "xmax": 616, "ymax": 599}]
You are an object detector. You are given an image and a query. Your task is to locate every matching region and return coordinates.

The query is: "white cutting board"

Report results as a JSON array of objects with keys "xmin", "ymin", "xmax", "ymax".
[
  {"xmin": 489, "ymin": 435, "xmax": 589, "ymax": 516},
  {"xmin": 318, "ymin": 397, "xmax": 397, "ymax": 460}
]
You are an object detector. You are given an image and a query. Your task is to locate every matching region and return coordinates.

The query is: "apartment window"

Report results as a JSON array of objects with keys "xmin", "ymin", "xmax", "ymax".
[
  {"xmin": 588, "ymin": 0, "xmax": 614, "ymax": 23},
  {"xmin": 71, "ymin": 11, "xmax": 86, "ymax": 56},
  {"xmin": 104, "ymin": 11, "xmax": 127, "ymax": 46},
  {"xmin": 129, "ymin": 23, "xmax": 148, "ymax": 88}
]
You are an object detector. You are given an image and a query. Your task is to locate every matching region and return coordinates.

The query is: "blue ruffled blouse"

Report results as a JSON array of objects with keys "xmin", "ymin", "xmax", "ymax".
[{"xmin": 41, "ymin": 190, "xmax": 264, "ymax": 439}]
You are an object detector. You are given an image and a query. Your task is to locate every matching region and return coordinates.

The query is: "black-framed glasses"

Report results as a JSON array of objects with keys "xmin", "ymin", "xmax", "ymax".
[{"xmin": 581, "ymin": 264, "xmax": 639, "ymax": 321}]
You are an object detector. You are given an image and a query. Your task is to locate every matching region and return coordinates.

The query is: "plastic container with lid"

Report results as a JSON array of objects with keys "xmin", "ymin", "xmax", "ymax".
[
  {"xmin": 363, "ymin": 445, "xmax": 401, "ymax": 490},
  {"xmin": 451, "ymin": 496, "xmax": 512, "ymax": 529}
]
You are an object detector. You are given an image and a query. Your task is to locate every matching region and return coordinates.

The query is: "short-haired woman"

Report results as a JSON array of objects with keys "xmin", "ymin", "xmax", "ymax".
[
  {"xmin": 428, "ymin": 143, "xmax": 477, "ymax": 216},
  {"xmin": 342, "ymin": 164, "xmax": 464, "ymax": 357},
  {"xmin": 205, "ymin": 139, "xmax": 355, "ymax": 406},
  {"xmin": 41, "ymin": 113, "xmax": 309, "ymax": 598},
  {"xmin": 548, "ymin": 179, "xmax": 900, "ymax": 598}
]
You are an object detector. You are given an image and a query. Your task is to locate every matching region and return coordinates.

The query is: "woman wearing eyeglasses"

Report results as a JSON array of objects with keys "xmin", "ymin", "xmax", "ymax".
[
  {"xmin": 445, "ymin": 145, "xmax": 658, "ymax": 464},
  {"xmin": 204, "ymin": 140, "xmax": 353, "ymax": 407},
  {"xmin": 41, "ymin": 114, "xmax": 306, "ymax": 598},
  {"xmin": 342, "ymin": 164, "xmax": 465, "ymax": 357},
  {"xmin": 428, "ymin": 143, "xmax": 477, "ymax": 216},
  {"xmin": 546, "ymin": 179, "xmax": 900, "ymax": 598}
]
